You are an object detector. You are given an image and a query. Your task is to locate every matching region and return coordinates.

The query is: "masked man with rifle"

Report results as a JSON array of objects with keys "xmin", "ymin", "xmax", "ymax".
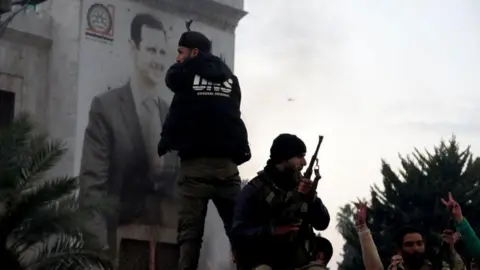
[{"xmin": 231, "ymin": 134, "xmax": 330, "ymax": 270}]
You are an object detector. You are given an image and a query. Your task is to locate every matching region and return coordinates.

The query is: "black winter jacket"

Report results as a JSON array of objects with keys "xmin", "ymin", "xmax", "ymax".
[
  {"xmin": 231, "ymin": 165, "xmax": 330, "ymax": 269},
  {"xmin": 158, "ymin": 52, "xmax": 251, "ymax": 165}
]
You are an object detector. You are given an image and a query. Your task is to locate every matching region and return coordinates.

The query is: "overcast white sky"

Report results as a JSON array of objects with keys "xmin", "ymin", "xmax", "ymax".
[{"xmin": 234, "ymin": 0, "xmax": 480, "ymax": 268}]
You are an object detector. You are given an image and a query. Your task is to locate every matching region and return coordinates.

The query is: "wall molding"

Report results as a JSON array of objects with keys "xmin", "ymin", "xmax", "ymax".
[
  {"xmin": 129, "ymin": 0, "xmax": 247, "ymax": 33},
  {"xmin": 1, "ymin": 9, "xmax": 52, "ymax": 49}
]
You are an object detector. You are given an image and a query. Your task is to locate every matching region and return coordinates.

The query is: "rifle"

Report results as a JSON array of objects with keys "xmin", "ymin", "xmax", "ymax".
[
  {"xmin": 285, "ymin": 135, "xmax": 325, "ymax": 264},
  {"xmin": 303, "ymin": 135, "xmax": 324, "ymax": 200},
  {"xmin": 437, "ymin": 214, "xmax": 457, "ymax": 268},
  {"xmin": 281, "ymin": 135, "xmax": 324, "ymax": 221},
  {"xmin": 185, "ymin": 20, "xmax": 193, "ymax": 31}
]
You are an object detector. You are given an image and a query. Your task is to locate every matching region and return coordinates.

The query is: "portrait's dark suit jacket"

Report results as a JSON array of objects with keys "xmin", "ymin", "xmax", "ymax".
[{"xmin": 79, "ymin": 83, "xmax": 180, "ymax": 251}]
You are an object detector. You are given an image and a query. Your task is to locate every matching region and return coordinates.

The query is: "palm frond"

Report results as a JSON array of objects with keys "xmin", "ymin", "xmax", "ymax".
[
  {"xmin": 24, "ymin": 234, "xmax": 113, "ymax": 270},
  {"xmin": 21, "ymin": 136, "xmax": 66, "ymax": 185},
  {"xmin": 0, "ymin": 177, "xmax": 77, "ymax": 242},
  {"xmin": 9, "ymin": 194, "xmax": 82, "ymax": 253},
  {"xmin": 0, "ymin": 114, "xmax": 114, "ymax": 269},
  {"xmin": 0, "ymin": 115, "xmax": 65, "ymax": 194},
  {"xmin": 0, "ymin": 114, "xmax": 34, "ymax": 160},
  {"xmin": 0, "ymin": 114, "xmax": 35, "ymax": 191}
]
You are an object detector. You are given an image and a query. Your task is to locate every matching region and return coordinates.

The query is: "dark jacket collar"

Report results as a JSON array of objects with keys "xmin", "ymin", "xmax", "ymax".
[{"xmin": 263, "ymin": 163, "xmax": 298, "ymax": 191}]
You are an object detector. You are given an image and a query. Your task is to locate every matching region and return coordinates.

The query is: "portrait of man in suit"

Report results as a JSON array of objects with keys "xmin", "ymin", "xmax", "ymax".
[{"xmin": 79, "ymin": 13, "xmax": 180, "ymax": 270}]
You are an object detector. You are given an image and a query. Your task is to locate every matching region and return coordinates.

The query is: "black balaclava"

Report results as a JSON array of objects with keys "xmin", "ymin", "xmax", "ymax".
[{"xmin": 178, "ymin": 31, "xmax": 211, "ymax": 53}]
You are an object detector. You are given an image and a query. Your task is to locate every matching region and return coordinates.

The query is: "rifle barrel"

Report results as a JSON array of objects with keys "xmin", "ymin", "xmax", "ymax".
[{"xmin": 303, "ymin": 135, "xmax": 323, "ymax": 179}]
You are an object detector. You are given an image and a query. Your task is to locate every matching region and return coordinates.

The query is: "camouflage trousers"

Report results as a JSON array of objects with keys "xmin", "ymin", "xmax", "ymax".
[{"xmin": 177, "ymin": 157, "xmax": 241, "ymax": 270}]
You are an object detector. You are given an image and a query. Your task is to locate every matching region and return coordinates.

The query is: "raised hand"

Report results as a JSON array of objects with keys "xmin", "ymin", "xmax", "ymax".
[
  {"xmin": 354, "ymin": 201, "xmax": 367, "ymax": 230},
  {"xmin": 441, "ymin": 192, "xmax": 463, "ymax": 222},
  {"xmin": 388, "ymin": 254, "xmax": 404, "ymax": 270},
  {"xmin": 298, "ymin": 178, "xmax": 313, "ymax": 195},
  {"xmin": 441, "ymin": 229, "xmax": 460, "ymax": 246}
]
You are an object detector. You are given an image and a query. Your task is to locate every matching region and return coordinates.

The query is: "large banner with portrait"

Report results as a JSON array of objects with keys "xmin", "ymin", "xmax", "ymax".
[{"xmin": 75, "ymin": 0, "xmax": 236, "ymax": 268}]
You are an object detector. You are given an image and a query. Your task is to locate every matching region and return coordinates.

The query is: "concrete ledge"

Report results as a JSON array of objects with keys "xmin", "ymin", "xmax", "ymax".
[
  {"xmin": 1, "ymin": 8, "xmax": 52, "ymax": 49},
  {"xmin": 132, "ymin": 0, "xmax": 247, "ymax": 32},
  {"xmin": 211, "ymin": 0, "xmax": 244, "ymax": 11}
]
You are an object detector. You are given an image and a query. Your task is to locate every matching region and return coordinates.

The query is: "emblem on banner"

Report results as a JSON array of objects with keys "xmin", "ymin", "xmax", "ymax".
[{"xmin": 85, "ymin": 3, "xmax": 115, "ymax": 44}]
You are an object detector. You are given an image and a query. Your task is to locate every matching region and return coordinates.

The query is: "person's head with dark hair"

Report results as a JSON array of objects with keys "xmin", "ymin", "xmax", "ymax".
[
  {"xmin": 315, "ymin": 236, "xmax": 333, "ymax": 267},
  {"xmin": 176, "ymin": 31, "xmax": 211, "ymax": 63},
  {"xmin": 396, "ymin": 226, "xmax": 426, "ymax": 268},
  {"xmin": 268, "ymin": 133, "xmax": 307, "ymax": 173},
  {"xmin": 129, "ymin": 13, "xmax": 168, "ymax": 86}
]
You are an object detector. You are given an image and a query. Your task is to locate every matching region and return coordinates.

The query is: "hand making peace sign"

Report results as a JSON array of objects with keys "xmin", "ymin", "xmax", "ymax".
[
  {"xmin": 440, "ymin": 192, "xmax": 463, "ymax": 222},
  {"xmin": 354, "ymin": 201, "xmax": 368, "ymax": 230}
]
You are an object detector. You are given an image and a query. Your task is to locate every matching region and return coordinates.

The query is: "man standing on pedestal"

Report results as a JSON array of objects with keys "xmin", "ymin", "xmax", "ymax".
[
  {"xmin": 158, "ymin": 30, "xmax": 251, "ymax": 270},
  {"xmin": 79, "ymin": 13, "xmax": 180, "ymax": 270}
]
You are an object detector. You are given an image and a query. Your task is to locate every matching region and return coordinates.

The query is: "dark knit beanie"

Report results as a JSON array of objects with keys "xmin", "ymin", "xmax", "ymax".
[
  {"xmin": 269, "ymin": 134, "xmax": 307, "ymax": 164},
  {"xmin": 315, "ymin": 236, "xmax": 333, "ymax": 265},
  {"xmin": 178, "ymin": 31, "xmax": 211, "ymax": 53}
]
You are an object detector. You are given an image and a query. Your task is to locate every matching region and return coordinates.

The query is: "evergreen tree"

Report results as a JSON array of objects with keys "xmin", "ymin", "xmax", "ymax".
[
  {"xmin": 337, "ymin": 137, "xmax": 480, "ymax": 269},
  {"xmin": 0, "ymin": 115, "xmax": 114, "ymax": 269}
]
